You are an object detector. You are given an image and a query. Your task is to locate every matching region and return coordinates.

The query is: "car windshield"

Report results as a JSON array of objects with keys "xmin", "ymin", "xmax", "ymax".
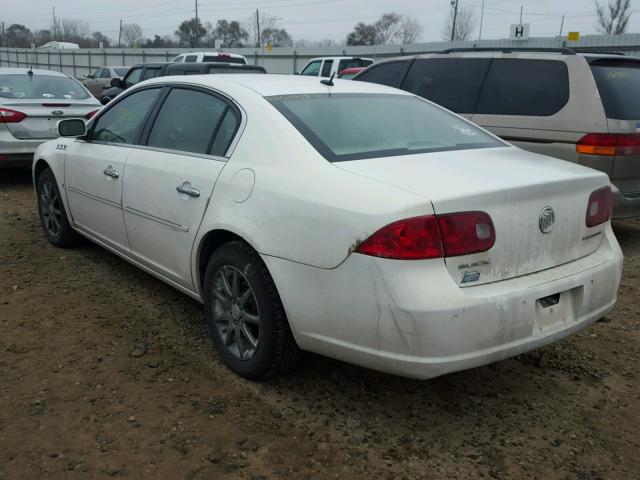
[
  {"xmin": 114, "ymin": 67, "xmax": 129, "ymax": 76},
  {"xmin": 0, "ymin": 74, "xmax": 90, "ymax": 99},
  {"xmin": 268, "ymin": 93, "xmax": 504, "ymax": 162},
  {"xmin": 590, "ymin": 60, "xmax": 640, "ymax": 120}
]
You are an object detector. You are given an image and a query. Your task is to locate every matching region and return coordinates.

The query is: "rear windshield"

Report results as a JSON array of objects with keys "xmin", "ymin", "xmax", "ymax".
[
  {"xmin": 591, "ymin": 60, "xmax": 640, "ymax": 120},
  {"xmin": 203, "ymin": 55, "xmax": 246, "ymax": 64},
  {"xmin": 0, "ymin": 74, "xmax": 90, "ymax": 99},
  {"xmin": 268, "ymin": 93, "xmax": 503, "ymax": 162},
  {"xmin": 114, "ymin": 67, "xmax": 129, "ymax": 76}
]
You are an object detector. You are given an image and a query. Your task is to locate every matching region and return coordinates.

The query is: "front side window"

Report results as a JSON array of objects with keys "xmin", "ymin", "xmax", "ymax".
[
  {"xmin": 300, "ymin": 61, "xmax": 321, "ymax": 76},
  {"xmin": 403, "ymin": 58, "xmax": 491, "ymax": 113},
  {"xmin": 355, "ymin": 61, "xmax": 410, "ymax": 88},
  {"xmin": 123, "ymin": 68, "xmax": 142, "ymax": 88},
  {"xmin": 476, "ymin": 59, "xmax": 569, "ymax": 116},
  {"xmin": 321, "ymin": 60, "xmax": 333, "ymax": 77},
  {"xmin": 92, "ymin": 88, "xmax": 160, "ymax": 144},
  {"xmin": 0, "ymin": 74, "xmax": 90, "ymax": 100},
  {"xmin": 147, "ymin": 88, "xmax": 236, "ymax": 155},
  {"xmin": 269, "ymin": 93, "xmax": 503, "ymax": 162}
]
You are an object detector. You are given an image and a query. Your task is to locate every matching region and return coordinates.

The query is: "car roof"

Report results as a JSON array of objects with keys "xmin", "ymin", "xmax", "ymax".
[
  {"xmin": 141, "ymin": 73, "xmax": 411, "ymax": 98},
  {"xmin": 0, "ymin": 67, "xmax": 71, "ymax": 77},
  {"xmin": 308, "ymin": 56, "xmax": 373, "ymax": 62},
  {"xmin": 176, "ymin": 51, "xmax": 245, "ymax": 57}
]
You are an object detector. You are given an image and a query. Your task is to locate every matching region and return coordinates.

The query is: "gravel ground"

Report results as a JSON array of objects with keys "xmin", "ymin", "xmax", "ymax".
[{"xmin": 1, "ymin": 167, "xmax": 639, "ymax": 480}]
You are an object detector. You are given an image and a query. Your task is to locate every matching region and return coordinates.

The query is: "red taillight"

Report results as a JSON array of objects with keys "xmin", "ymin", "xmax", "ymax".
[
  {"xmin": 85, "ymin": 110, "xmax": 98, "ymax": 119},
  {"xmin": 0, "ymin": 108, "xmax": 27, "ymax": 124},
  {"xmin": 355, "ymin": 215, "xmax": 443, "ymax": 260},
  {"xmin": 437, "ymin": 212, "xmax": 496, "ymax": 257},
  {"xmin": 586, "ymin": 186, "xmax": 612, "ymax": 227},
  {"xmin": 355, "ymin": 212, "xmax": 495, "ymax": 260},
  {"xmin": 577, "ymin": 133, "xmax": 640, "ymax": 156}
]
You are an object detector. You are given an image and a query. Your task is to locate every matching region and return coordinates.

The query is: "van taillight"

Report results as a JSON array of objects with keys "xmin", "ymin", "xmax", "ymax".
[
  {"xmin": 0, "ymin": 108, "xmax": 27, "ymax": 123},
  {"xmin": 586, "ymin": 187, "xmax": 612, "ymax": 227},
  {"xmin": 355, "ymin": 212, "xmax": 495, "ymax": 260},
  {"xmin": 577, "ymin": 133, "xmax": 640, "ymax": 156}
]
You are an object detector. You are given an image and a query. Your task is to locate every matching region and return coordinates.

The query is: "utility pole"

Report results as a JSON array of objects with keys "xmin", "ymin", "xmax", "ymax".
[
  {"xmin": 1, "ymin": 22, "xmax": 5, "ymax": 48},
  {"xmin": 558, "ymin": 15, "xmax": 565, "ymax": 38},
  {"xmin": 52, "ymin": 7, "xmax": 57, "ymax": 41},
  {"xmin": 450, "ymin": 0, "xmax": 459, "ymax": 42},
  {"xmin": 478, "ymin": 0, "xmax": 485, "ymax": 41},
  {"xmin": 195, "ymin": 0, "xmax": 199, "ymax": 25},
  {"xmin": 255, "ymin": 9, "xmax": 261, "ymax": 48},
  {"xmin": 519, "ymin": 5, "xmax": 523, "ymax": 24},
  {"xmin": 118, "ymin": 19, "xmax": 122, "ymax": 48}
]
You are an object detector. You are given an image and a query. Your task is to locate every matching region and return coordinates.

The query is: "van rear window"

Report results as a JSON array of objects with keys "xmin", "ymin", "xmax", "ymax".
[{"xmin": 591, "ymin": 60, "xmax": 640, "ymax": 120}]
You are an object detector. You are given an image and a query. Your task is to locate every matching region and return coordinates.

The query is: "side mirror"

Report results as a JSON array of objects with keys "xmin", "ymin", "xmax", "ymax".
[
  {"xmin": 110, "ymin": 77, "xmax": 124, "ymax": 88},
  {"xmin": 58, "ymin": 119, "xmax": 86, "ymax": 137}
]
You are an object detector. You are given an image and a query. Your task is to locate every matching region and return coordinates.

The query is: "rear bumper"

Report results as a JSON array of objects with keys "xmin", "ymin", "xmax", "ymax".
[
  {"xmin": 0, "ymin": 129, "xmax": 44, "ymax": 168},
  {"xmin": 612, "ymin": 183, "xmax": 640, "ymax": 219},
  {"xmin": 264, "ymin": 225, "xmax": 623, "ymax": 379}
]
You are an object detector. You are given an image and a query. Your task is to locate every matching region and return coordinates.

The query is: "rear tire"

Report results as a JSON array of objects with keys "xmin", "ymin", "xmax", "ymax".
[
  {"xmin": 36, "ymin": 168, "xmax": 84, "ymax": 248},
  {"xmin": 203, "ymin": 241, "xmax": 301, "ymax": 380}
]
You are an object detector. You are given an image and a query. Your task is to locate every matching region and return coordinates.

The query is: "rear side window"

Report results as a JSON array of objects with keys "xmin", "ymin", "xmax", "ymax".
[
  {"xmin": 185, "ymin": 55, "xmax": 198, "ymax": 63},
  {"xmin": 321, "ymin": 60, "xmax": 333, "ymax": 77},
  {"xmin": 356, "ymin": 61, "xmax": 410, "ymax": 88},
  {"xmin": 147, "ymin": 88, "xmax": 232, "ymax": 155},
  {"xmin": 403, "ymin": 58, "xmax": 491, "ymax": 113},
  {"xmin": 338, "ymin": 58, "xmax": 373, "ymax": 71},
  {"xmin": 142, "ymin": 68, "xmax": 161, "ymax": 81},
  {"xmin": 476, "ymin": 59, "xmax": 569, "ymax": 116},
  {"xmin": 591, "ymin": 60, "xmax": 640, "ymax": 120}
]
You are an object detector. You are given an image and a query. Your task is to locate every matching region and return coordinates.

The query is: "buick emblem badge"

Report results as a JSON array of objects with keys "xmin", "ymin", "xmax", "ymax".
[{"xmin": 539, "ymin": 207, "xmax": 555, "ymax": 234}]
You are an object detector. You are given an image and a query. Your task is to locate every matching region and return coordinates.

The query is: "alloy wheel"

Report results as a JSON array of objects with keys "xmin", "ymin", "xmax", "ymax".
[
  {"xmin": 40, "ymin": 181, "xmax": 63, "ymax": 238},
  {"xmin": 212, "ymin": 265, "xmax": 261, "ymax": 360}
]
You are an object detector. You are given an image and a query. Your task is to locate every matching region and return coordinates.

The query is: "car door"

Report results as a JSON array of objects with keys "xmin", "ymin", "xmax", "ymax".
[
  {"xmin": 122, "ymin": 86, "xmax": 241, "ymax": 289},
  {"xmin": 65, "ymin": 87, "xmax": 162, "ymax": 253}
]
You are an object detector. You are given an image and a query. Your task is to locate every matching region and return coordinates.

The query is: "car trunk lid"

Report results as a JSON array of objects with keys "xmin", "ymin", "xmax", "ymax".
[
  {"xmin": 1, "ymin": 101, "xmax": 96, "ymax": 140},
  {"xmin": 336, "ymin": 147, "xmax": 608, "ymax": 287}
]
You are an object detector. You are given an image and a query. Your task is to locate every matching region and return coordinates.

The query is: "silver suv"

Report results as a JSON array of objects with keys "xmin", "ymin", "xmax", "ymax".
[{"xmin": 354, "ymin": 48, "xmax": 640, "ymax": 218}]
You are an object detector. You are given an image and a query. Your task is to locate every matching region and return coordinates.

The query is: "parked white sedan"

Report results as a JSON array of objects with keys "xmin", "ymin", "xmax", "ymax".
[{"xmin": 33, "ymin": 74, "xmax": 623, "ymax": 380}]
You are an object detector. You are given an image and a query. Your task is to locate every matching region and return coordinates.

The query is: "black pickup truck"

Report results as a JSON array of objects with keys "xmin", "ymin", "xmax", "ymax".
[{"xmin": 100, "ymin": 62, "xmax": 266, "ymax": 104}]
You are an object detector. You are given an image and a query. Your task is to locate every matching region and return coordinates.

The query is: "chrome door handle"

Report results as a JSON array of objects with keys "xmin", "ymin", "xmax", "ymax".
[
  {"xmin": 176, "ymin": 182, "xmax": 200, "ymax": 198},
  {"xmin": 103, "ymin": 166, "xmax": 119, "ymax": 179}
]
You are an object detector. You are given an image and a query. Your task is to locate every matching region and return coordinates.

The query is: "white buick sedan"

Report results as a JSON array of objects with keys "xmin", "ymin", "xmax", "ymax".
[{"xmin": 33, "ymin": 74, "xmax": 623, "ymax": 380}]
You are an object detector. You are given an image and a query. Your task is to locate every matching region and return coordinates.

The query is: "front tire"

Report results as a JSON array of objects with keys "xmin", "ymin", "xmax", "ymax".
[
  {"xmin": 36, "ymin": 168, "xmax": 83, "ymax": 248},
  {"xmin": 203, "ymin": 241, "xmax": 301, "ymax": 380}
]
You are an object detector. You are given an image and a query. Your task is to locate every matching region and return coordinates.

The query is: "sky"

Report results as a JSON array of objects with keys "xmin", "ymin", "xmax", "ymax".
[{"xmin": 2, "ymin": 0, "xmax": 640, "ymax": 44}]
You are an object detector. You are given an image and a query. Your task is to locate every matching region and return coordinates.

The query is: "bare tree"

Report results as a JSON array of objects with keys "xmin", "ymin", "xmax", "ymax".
[
  {"xmin": 245, "ymin": 11, "xmax": 279, "ymax": 47},
  {"xmin": 595, "ymin": 0, "xmax": 631, "ymax": 34},
  {"xmin": 59, "ymin": 18, "xmax": 90, "ymax": 42},
  {"xmin": 374, "ymin": 13, "xmax": 401, "ymax": 44},
  {"xmin": 121, "ymin": 23, "xmax": 143, "ymax": 47},
  {"xmin": 442, "ymin": 5, "xmax": 476, "ymax": 41},
  {"xmin": 398, "ymin": 16, "xmax": 423, "ymax": 44},
  {"xmin": 295, "ymin": 38, "xmax": 337, "ymax": 48}
]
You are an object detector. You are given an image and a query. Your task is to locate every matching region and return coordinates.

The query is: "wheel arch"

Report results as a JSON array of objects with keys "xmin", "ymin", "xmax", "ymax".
[
  {"xmin": 195, "ymin": 228, "xmax": 261, "ymax": 295},
  {"xmin": 33, "ymin": 158, "xmax": 51, "ymax": 186}
]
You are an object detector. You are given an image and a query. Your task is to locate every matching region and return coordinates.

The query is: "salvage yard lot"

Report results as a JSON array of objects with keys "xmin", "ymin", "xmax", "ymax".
[{"xmin": 1, "ymin": 168, "xmax": 639, "ymax": 480}]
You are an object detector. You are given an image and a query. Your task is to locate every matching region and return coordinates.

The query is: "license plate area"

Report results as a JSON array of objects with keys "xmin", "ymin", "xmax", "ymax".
[{"xmin": 534, "ymin": 287, "xmax": 581, "ymax": 331}]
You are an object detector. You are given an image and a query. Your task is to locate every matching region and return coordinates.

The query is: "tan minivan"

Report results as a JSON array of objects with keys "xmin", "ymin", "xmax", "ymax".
[{"xmin": 355, "ymin": 48, "xmax": 640, "ymax": 218}]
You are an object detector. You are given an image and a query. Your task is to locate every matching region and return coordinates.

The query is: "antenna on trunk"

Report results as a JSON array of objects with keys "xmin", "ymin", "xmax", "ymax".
[{"xmin": 320, "ymin": 72, "xmax": 336, "ymax": 87}]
